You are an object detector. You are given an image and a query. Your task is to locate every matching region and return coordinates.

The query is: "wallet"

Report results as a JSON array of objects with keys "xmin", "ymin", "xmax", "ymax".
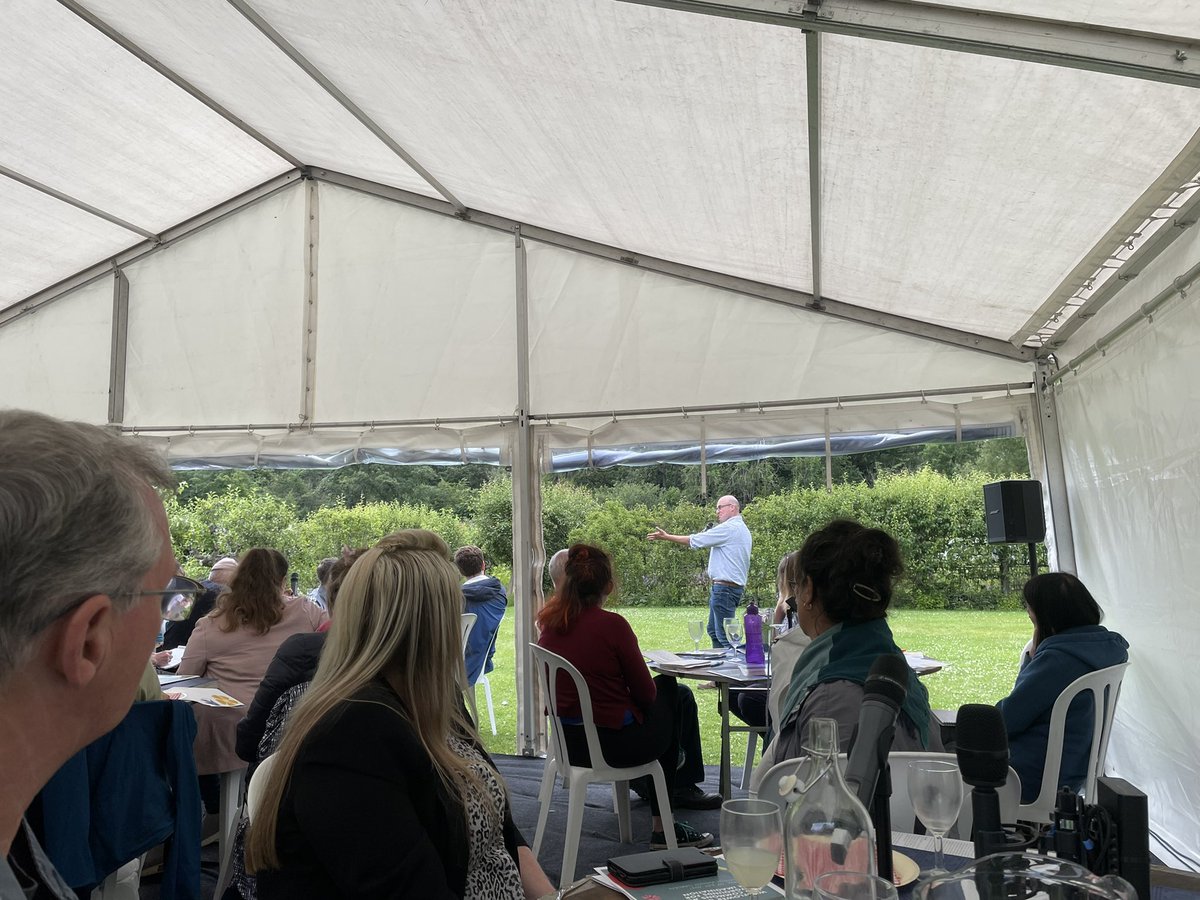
[{"xmin": 607, "ymin": 847, "xmax": 718, "ymax": 887}]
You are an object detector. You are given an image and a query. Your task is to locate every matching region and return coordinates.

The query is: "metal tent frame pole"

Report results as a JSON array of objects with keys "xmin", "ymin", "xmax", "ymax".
[
  {"xmin": 1032, "ymin": 360, "xmax": 1077, "ymax": 574},
  {"xmin": 511, "ymin": 229, "xmax": 545, "ymax": 757}
]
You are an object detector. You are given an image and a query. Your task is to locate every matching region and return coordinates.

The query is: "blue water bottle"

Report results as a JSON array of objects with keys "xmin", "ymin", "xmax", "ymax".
[{"xmin": 743, "ymin": 600, "xmax": 765, "ymax": 666}]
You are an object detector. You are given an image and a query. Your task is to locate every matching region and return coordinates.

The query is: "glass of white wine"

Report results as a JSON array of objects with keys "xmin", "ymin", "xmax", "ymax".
[
  {"xmin": 908, "ymin": 760, "xmax": 964, "ymax": 877},
  {"xmin": 720, "ymin": 798, "xmax": 782, "ymax": 897},
  {"xmin": 687, "ymin": 619, "xmax": 706, "ymax": 651}
]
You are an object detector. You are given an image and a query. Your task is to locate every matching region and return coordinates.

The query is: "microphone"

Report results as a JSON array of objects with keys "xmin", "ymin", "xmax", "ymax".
[
  {"xmin": 844, "ymin": 653, "xmax": 910, "ymax": 807},
  {"xmin": 840, "ymin": 653, "xmax": 910, "ymax": 879},
  {"xmin": 956, "ymin": 703, "xmax": 1010, "ymax": 859}
]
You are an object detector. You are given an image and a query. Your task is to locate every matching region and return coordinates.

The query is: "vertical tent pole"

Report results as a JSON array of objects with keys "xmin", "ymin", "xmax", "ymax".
[
  {"xmin": 301, "ymin": 178, "xmax": 320, "ymax": 424},
  {"xmin": 1033, "ymin": 359, "xmax": 1077, "ymax": 573},
  {"xmin": 699, "ymin": 418, "xmax": 708, "ymax": 501},
  {"xmin": 512, "ymin": 229, "xmax": 544, "ymax": 756},
  {"xmin": 107, "ymin": 269, "xmax": 129, "ymax": 427},
  {"xmin": 824, "ymin": 408, "xmax": 833, "ymax": 491}
]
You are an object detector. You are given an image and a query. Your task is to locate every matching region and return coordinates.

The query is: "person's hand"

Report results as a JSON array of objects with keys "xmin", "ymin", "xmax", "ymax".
[
  {"xmin": 164, "ymin": 691, "xmax": 183, "ymax": 701},
  {"xmin": 647, "ymin": 527, "xmax": 668, "ymax": 541},
  {"xmin": 151, "ymin": 650, "xmax": 172, "ymax": 668}
]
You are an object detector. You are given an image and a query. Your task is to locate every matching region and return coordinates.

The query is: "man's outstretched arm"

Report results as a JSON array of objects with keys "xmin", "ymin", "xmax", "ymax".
[{"xmin": 647, "ymin": 526, "xmax": 691, "ymax": 545}]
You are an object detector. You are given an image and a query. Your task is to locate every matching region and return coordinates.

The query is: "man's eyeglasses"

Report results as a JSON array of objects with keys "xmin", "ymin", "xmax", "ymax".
[
  {"xmin": 717, "ymin": 502, "xmax": 735, "ymax": 510},
  {"xmin": 141, "ymin": 575, "xmax": 205, "ymax": 621}
]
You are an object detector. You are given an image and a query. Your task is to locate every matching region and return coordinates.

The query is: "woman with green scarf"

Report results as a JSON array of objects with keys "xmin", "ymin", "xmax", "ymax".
[{"xmin": 764, "ymin": 520, "xmax": 941, "ymax": 772}]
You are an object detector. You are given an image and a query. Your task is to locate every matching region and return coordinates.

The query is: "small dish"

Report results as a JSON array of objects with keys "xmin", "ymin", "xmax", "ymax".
[{"xmin": 892, "ymin": 851, "xmax": 921, "ymax": 888}]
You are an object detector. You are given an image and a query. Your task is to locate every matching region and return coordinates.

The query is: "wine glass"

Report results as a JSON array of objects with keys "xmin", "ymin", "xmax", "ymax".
[
  {"xmin": 908, "ymin": 760, "xmax": 964, "ymax": 877},
  {"xmin": 723, "ymin": 617, "xmax": 744, "ymax": 652},
  {"xmin": 814, "ymin": 871, "xmax": 899, "ymax": 900},
  {"xmin": 687, "ymin": 619, "xmax": 706, "ymax": 651},
  {"xmin": 720, "ymin": 798, "xmax": 782, "ymax": 896}
]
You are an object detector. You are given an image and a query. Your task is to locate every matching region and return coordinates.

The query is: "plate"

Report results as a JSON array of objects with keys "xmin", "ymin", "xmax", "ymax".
[{"xmin": 892, "ymin": 851, "xmax": 921, "ymax": 888}]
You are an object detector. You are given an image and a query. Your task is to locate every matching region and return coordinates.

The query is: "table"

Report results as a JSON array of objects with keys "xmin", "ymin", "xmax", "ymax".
[{"xmin": 648, "ymin": 649, "xmax": 947, "ymax": 800}]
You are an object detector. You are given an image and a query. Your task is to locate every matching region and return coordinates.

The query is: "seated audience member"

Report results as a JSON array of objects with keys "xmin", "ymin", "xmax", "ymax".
[
  {"xmin": 455, "ymin": 545, "xmax": 507, "ymax": 686},
  {"xmin": 177, "ymin": 548, "xmax": 327, "ymax": 705},
  {"xmin": 731, "ymin": 552, "xmax": 811, "ymax": 735},
  {"xmin": 247, "ymin": 530, "xmax": 553, "ymax": 899},
  {"xmin": 769, "ymin": 520, "xmax": 941, "ymax": 769},
  {"xmin": 306, "ymin": 557, "xmax": 337, "ymax": 612},
  {"xmin": 161, "ymin": 557, "xmax": 237, "ymax": 651},
  {"xmin": 997, "ymin": 572, "xmax": 1129, "ymax": 803},
  {"xmin": 537, "ymin": 545, "xmax": 715, "ymax": 849},
  {"xmin": 236, "ymin": 549, "xmax": 366, "ymax": 764},
  {"xmin": 0, "ymin": 409, "xmax": 176, "ymax": 895}
]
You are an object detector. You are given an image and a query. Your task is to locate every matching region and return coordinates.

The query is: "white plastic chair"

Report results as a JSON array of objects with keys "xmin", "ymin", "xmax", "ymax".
[
  {"xmin": 530, "ymin": 645, "xmax": 677, "ymax": 886},
  {"xmin": 461, "ymin": 613, "xmax": 498, "ymax": 735},
  {"xmin": 755, "ymin": 751, "xmax": 1021, "ymax": 840},
  {"xmin": 246, "ymin": 753, "xmax": 279, "ymax": 823},
  {"xmin": 1017, "ymin": 662, "xmax": 1128, "ymax": 824}
]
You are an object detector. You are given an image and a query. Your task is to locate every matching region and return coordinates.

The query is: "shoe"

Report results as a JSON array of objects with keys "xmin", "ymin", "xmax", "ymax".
[
  {"xmin": 696, "ymin": 681, "xmax": 719, "ymax": 690},
  {"xmin": 671, "ymin": 784, "xmax": 723, "ymax": 810},
  {"xmin": 650, "ymin": 820, "xmax": 714, "ymax": 850}
]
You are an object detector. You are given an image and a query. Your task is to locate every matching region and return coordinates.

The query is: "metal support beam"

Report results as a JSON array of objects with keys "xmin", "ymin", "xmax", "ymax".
[
  {"xmin": 0, "ymin": 169, "xmax": 302, "ymax": 331},
  {"xmin": 1033, "ymin": 360, "xmax": 1077, "ymax": 573},
  {"xmin": 226, "ymin": 0, "xmax": 466, "ymax": 214},
  {"xmin": 310, "ymin": 168, "xmax": 1033, "ymax": 361},
  {"xmin": 805, "ymin": 30, "xmax": 823, "ymax": 308},
  {"xmin": 0, "ymin": 164, "xmax": 156, "ymax": 240},
  {"xmin": 58, "ymin": 0, "xmax": 303, "ymax": 169},
  {"xmin": 300, "ymin": 179, "xmax": 320, "ymax": 423},
  {"xmin": 1018, "ymin": 131, "xmax": 1200, "ymax": 349},
  {"xmin": 618, "ymin": 0, "xmax": 1200, "ymax": 88},
  {"xmin": 511, "ymin": 230, "xmax": 544, "ymax": 757},
  {"xmin": 107, "ymin": 269, "xmax": 129, "ymax": 426}
]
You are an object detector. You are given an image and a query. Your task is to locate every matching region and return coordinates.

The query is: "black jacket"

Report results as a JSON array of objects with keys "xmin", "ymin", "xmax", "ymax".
[
  {"xmin": 235, "ymin": 632, "xmax": 326, "ymax": 763},
  {"xmin": 255, "ymin": 679, "xmax": 523, "ymax": 899}
]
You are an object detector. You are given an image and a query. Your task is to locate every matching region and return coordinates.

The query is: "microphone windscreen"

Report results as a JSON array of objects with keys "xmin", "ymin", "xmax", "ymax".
[
  {"xmin": 863, "ymin": 652, "xmax": 909, "ymax": 707},
  {"xmin": 956, "ymin": 703, "xmax": 1010, "ymax": 788}
]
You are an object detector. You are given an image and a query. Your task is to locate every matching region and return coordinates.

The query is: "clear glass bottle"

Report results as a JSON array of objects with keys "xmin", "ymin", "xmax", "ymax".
[
  {"xmin": 743, "ymin": 600, "xmax": 765, "ymax": 665},
  {"xmin": 784, "ymin": 718, "xmax": 876, "ymax": 899}
]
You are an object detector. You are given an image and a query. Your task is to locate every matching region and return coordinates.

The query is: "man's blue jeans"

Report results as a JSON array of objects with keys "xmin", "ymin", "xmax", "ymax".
[{"xmin": 707, "ymin": 582, "xmax": 744, "ymax": 648}]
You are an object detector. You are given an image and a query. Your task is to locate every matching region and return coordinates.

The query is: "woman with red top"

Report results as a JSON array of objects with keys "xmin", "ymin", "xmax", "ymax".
[{"xmin": 537, "ymin": 544, "xmax": 713, "ymax": 850}]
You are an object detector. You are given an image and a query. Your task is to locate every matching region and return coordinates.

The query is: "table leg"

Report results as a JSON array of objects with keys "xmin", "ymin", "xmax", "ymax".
[{"xmin": 719, "ymin": 682, "xmax": 731, "ymax": 800}]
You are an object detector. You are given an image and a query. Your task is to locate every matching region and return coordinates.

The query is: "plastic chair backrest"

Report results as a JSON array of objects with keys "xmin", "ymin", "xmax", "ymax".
[
  {"xmin": 755, "ymin": 751, "xmax": 1021, "ymax": 840},
  {"xmin": 530, "ymin": 645, "xmax": 611, "ymax": 773},
  {"xmin": 460, "ymin": 612, "xmax": 477, "ymax": 647},
  {"xmin": 1023, "ymin": 661, "xmax": 1128, "ymax": 819},
  {"xmin": 246, "ymin": 753, "xmax": 279, "ymax": 824}
]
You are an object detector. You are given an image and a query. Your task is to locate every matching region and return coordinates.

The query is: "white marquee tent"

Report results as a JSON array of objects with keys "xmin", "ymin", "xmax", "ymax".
[{"xmin": 2, "ymin": 0, "xmax": 1198, "ymax": 868}]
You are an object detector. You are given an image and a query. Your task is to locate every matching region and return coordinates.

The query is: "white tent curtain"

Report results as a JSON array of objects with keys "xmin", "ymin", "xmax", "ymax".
[{"xmin": 1055, "ymin": 221, "xmax": 1200, "ymax": 868}]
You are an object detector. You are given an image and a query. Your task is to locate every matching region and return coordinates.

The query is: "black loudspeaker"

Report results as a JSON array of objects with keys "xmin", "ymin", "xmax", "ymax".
[
  {"xmin": 1096, "ymin": 777, "xmax": 1150, "ymax": 900},
  {"xmin": 983, "ymin": 480, "xmax": 1045, "ymax": 545}
]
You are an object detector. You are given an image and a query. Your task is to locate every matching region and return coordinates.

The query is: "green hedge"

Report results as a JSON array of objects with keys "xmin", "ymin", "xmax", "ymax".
[{"xmin": 166, "ymin": 468, "xmax": 1034, "ymax": 605}]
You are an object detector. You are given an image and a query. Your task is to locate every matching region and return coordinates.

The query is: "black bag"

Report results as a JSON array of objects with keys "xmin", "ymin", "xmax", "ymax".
[{"xmin": 607, "ymin": 848, "xmax": 718, "ymax": 887}]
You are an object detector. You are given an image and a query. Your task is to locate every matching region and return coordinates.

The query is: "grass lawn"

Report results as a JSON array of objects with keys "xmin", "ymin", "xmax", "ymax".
[{"xmin": 475, "ymin": 608, "xmax": 1029, "ymax": 762}]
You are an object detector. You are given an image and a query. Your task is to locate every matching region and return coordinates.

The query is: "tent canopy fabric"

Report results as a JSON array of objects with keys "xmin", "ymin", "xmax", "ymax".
[{"xmin": 3, "ymin": 0, "xmax": 1200, "ymax": 869}]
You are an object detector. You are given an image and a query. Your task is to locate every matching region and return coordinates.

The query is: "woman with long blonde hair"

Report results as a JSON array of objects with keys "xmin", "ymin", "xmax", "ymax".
[{"xmin": 246, "ymin": 530, "xmax": 551, "ymax": 899}]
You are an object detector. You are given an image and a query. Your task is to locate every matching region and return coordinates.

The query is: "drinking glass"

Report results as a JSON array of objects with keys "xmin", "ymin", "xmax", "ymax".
[
  {"xmin": 815, "ymin": 871, "xmax": 900, "ymax": 900},
  {"xmin": 687, "ymin": 619, "xmax": 706, "ymax": 651},
  {"xmin": 720, "ymin": 799, "xmax": 782, "ymax": 897},
  {"xmin": 907, "ymin": 761, "xmax": 964, "ymax": 877},
  {"xmin": 723, "ymin": 617, "xmax": 744, "ymax": 651}
]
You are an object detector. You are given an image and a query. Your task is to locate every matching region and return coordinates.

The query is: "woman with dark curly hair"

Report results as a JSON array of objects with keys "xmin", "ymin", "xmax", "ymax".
[
  {"xmin": 177, "ymin": 547, "xmax": 327, "ymax": 704},
  {"xmin": 537, "ymin": 544, "xmax": 714, "ymax": 850},
  {"xmin": 769, "ymin": 520, "xmax": 940, "ymax": 766},
  {"xmin": 998, "ymin": 572, "xmax": 1128, "ymax": 803}
]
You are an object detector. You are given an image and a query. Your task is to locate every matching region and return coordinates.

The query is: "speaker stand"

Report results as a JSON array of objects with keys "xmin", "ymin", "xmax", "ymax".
[{"xmin": 1027, "ymin": 542, "xmax": 1038, "ymax": 580}]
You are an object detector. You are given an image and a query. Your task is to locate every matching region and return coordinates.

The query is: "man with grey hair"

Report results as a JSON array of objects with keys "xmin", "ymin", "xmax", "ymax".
[
  {"xmin": 648, "ymin": 494, "xmax": 752, "ymax": 649},
  {"xmin": 0, "ymin": 410, "xmax": 178, "ymax": 895},
  {"xmin": 547, "ymin": 548, "xmax": 569, "ymax": 596}
]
